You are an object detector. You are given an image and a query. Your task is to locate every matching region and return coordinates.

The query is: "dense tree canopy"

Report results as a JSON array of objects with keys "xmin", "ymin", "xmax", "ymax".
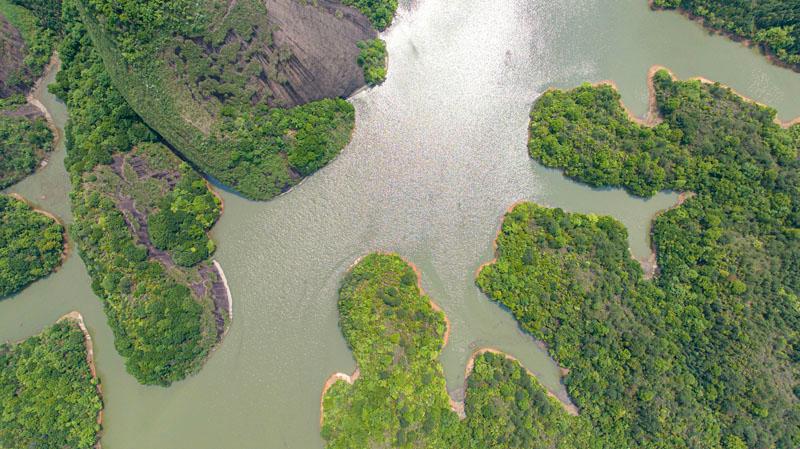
[
  {"xmin": 0, "ymin": 319, "xmax": 102, "ymax": 449},
  {"xmin": 357, "ymin": 39, "xmax": 388, "ymax": 87},
  {"xmin": 0, "ymin": 113, "xmax": 52, "ymax": 189},
  {"xmin": 49, "ymin": 0, "xmax": 224, "ymax": 386},
  {"xmin": 71, "ymin": 0, "xmax": 391, "ymax": 200},
  {"xmin": 0, "ymin": 194, "xmax": 63, "ymax": 297},
  {"xmin": 342, "ymin": 0, "xmax": 398, "ymax": 31},
  {"xmin": 478, "ymin": 71, "xmax": 800, "ymax": 448},
  {"xmin": 321, "ymin": 253, "xmax": 592, "ymax": 448},
  {"xmin": 653, "ymin": 0, "xmax": 800, "ymax": 67},
  {"xmin": 0, "ymin": 0, "xmax": 56, "ymax": 91}
]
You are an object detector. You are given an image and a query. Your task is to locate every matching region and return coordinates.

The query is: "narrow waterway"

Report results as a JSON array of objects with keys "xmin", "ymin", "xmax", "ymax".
[{"xmin": 2, "ymin": 1, "xmax": 800, "ymax": 448}]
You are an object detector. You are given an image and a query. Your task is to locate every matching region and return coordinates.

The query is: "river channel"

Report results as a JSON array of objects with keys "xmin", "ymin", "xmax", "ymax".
[{"xmin": 2, "ymin": 0, "xmax": 799, "ymax": 448}]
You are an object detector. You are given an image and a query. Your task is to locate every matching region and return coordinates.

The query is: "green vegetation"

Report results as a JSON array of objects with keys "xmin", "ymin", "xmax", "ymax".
[
  {"xmin": 653, "ymin": 0, "xmax": 800, "ymax": 67},
  {"xmin": 0, "ymin": 194, "xmax": 63, "ymax": 298},
  {"xmin": 0, "ymin": 0, "xmax": 56, "ymax": 91},
  {"xmin": 357, "ymin": 39, "xmax": 388, "ymax": 86},
  {"xmin": 9, "ymin": 0, "xmax": 62, "ymax": 34},
  {"xmin": 477, "ymin": 73, "xmax": 800, "ymax": 448},
  {"xmin": 0, "ymin": 113, "xmax": 52, "ymax": 189},
  {"xmin": 72, "ymin": 0, "xmax": 381, "ymax": 200},
  {"xmin": 148, "ymin": 161, "xmax": 221, "ymax": 267},
  {"xmin": 0, "ymin": 318, "xmax": 102, "ymax": 449},
  {"xmin": 341, "ymin": 0, "xmax": 397, "ymax": 31},
  {"xmin": 49, "ymin": 0, "xmax": 225, "ymax": 386},
  {"xmin": 321, "ymin": 253, "xmax": 590, "ymax": 448},
  {"xmin": 321, "ymin": 253, "xmax": 460, "ymax": 448}
]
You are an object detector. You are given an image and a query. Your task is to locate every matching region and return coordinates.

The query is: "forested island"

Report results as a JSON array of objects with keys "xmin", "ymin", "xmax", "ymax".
[
  {"xmin": 0, "ymin": 194, "xmax": 64, "ymax": 297},
  {"xmin": 0, "ymin": 0, "xmax": 56, "ymax": 188},
  {"xmin": 320, "ymin": 253, "xmax": 590, "ymax": 448},
  {"xmin": 8, "ymin": 0, "xmax": 231, "ymax": 386},
  {"xmin": 475, "ymin": 70, "xmax": 800, "ymax": 448},
  {"xmin": 0, "ymin": 314, "xmax": 103, "ymax": 449},
  {"xmin": 652, "ymin": 0, "xmax": 800, "ymax": 69},
  {"xmin": 71, "ymin": 0, "xmax": 396, "ymax": 200}
]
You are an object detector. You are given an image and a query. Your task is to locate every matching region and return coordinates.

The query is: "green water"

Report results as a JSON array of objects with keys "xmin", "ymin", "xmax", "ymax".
[{"xmin": 2, "ymin": 1, "xmax": 799, "ymax": 448}]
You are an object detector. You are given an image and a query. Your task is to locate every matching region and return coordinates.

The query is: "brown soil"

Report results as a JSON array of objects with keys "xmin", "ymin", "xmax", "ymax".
[
  {"xmin": 58, "ymin": 311, "xmax": 104, "ymax": 449},
  {"xmin": 108, "ymin": 153, "xmax": 231, "ymax": 340},
  {"xmin": 264, "ymin": 0, "xmax": 377, "ymax": 107},
  {"xmin": 0, "ymin": 15, "xmax": 27, "ymax": 97}
]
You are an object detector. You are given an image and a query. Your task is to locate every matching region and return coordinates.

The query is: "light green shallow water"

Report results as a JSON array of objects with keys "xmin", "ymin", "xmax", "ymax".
[{"xmin": 2, "ymin": 1, "xmax": 799, "ymax": 448}]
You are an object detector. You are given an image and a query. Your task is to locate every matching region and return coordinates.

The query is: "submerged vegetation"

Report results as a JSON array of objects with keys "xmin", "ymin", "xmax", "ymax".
[
  {"xmin": 477, "ymin": 71, "xmax": 800, "ymax": 448},
  {"xmin": 48, "ymin": 0, "xmax": 226, "ymax": 386},
  {"xmin": 72, "ymin": 0, "xmax": 395, "ymax": 200},
  {"xmin": 321, "ymin": 253, "xmax": 590, "ymax": 448},
  {"xmin": 653, "ymin": 0, "xmax": 800, "ymax": 67},
  {"xmin": 0, "ymin": 194, "xmax": 63, "ymax": 298},
  {"xmin": 0, "ymin": 317, "xmax": 102, "ymax": 449}
]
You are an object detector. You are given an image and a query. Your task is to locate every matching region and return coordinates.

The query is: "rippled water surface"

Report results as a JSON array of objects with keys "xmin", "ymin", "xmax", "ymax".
[{"xmin": 3, "ymin": 1, "xmax": 800, "ymax": 448}]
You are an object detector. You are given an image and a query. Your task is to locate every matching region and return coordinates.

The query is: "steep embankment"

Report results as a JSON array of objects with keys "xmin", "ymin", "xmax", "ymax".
[
  {"xmin": 75, "ymin": 0, "xmax": 395, "ymax": 200},
  {"xmin": 0, "ymin": 1, "xmax": 56, "ymax": 188}
]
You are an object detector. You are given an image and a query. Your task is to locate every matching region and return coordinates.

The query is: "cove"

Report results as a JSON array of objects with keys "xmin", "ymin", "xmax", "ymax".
[{"xmin": 2, "ymin": 1, "xmax": 800, "ymax": 448}]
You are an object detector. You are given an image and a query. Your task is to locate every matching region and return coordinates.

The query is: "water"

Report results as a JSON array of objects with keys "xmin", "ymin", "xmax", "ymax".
[{"xmin": 2, "ymin": 1, "xmax": 800, "ymax": 448}]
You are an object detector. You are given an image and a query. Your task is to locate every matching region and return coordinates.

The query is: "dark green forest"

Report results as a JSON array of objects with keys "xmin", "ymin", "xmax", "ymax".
[
  {"xmin": 0, "ymin": 0, "xmax": 56, "ymax": 92},
  {"xmin": 478, "ymin": 72, "xmax": 800, "ymax": 448},
  {"xmin": 321, "ymin": 253, "xmax": 593, "ymax": 448},
  {"xmin": 0, "ymin": 318, "xmax": 102, "ymax": 449},
  {"xmin": 0, "ymin": 113, "xmax": 52, "ymax": 189},
  {"xmin": 653, "ymin": 0, "xmax": 800, "ymax": 67},
  {"xmin": 0, "ymin": 194, "xmax": 63, "ymax": 298},
  {"xmin": 47, "ymin": 0, "xmax": 223, "ymax": 386},
  {"xmin": 0, "ymin": 0, "xmax": 56, "ymax": 189},
  {"xmin": 342, "ymin": 0, "xmax": 398, "ymax": 31},
  {"xmin": 357, "ymin": 38, "xmax": 388, "ymax": 86},
  {"xmin": 68, "ymin": 0, "xmax": 393, "ymax": 200}
]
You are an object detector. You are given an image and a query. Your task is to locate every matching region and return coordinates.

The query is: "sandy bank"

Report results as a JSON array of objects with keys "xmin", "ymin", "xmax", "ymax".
[
  {"xmin": 644, "ymin": 65, "xmax": 799, "ymax": 128},
  {"xmin": 26, "ymin": 53, "xmax": 62, "ymax": 152},
  {"xmin": 212, "ymin": 260, "xmax": 233, "ymax": 321},
  {"xmin": 321, "ymin": 252, "xmax": 451, "ymax": 425},
  {"xmin": 58, "ymin": 311, "xmax": 103, "ymax": 449},
  {"xmin": 319, "ymin": 368, "xmax": 361, "ymax": 426}
]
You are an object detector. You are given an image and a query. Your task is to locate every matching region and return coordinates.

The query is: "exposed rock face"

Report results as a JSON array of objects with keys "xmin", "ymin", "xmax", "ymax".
[
  {"xmin": 265, "ymin": 0, "xmax": 377, "ymax": 106},
  {"xmin": 0, "ymin": 14, "xmax": 26, "ymax": 97}
]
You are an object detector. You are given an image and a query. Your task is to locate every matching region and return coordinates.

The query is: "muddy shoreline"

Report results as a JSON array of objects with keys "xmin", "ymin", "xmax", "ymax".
[{"xmin": 58, "ymin": 311, "xmax": 104, "ymax": 449}]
